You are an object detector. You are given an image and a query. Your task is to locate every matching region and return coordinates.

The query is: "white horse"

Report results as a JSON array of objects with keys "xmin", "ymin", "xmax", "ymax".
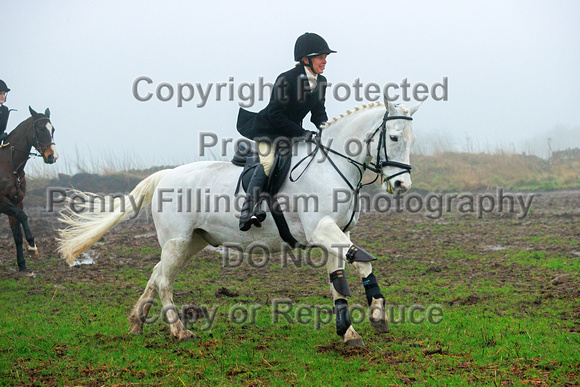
[{"xmin": 58, "ymin": 100, "xmax": 420, "ymax": 347}]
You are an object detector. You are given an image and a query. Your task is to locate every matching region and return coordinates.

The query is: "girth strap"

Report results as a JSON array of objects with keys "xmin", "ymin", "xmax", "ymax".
[{"xmin": 266, "ymin": 195, "xmax": 306, "ymax": 249}]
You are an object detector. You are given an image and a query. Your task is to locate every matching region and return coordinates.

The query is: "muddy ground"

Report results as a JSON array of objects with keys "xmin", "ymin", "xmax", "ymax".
[{"xmin": 0, "ymin": 189, "xmax": 578, "ymax": 302}]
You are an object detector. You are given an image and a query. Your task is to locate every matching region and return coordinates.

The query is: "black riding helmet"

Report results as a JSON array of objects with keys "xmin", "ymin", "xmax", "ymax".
[
  {"xmin": 0, "ymin": 80, "xmax": 10, "ymax": 93},
  {"xmin": 294, "ymin": 32, "xmax": 336, "ymax": 62}
]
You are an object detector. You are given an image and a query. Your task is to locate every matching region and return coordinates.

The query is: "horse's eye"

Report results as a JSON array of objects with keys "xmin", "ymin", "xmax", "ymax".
[{"xmin": 390, "ymin": 135, "xmax": 399, "ymax": 142}]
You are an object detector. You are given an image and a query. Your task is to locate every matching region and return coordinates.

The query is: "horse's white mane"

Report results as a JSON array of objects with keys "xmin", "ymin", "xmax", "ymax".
[{"xmin": 321, "ymin": 101, "xmax": 410, "ymax": 130}]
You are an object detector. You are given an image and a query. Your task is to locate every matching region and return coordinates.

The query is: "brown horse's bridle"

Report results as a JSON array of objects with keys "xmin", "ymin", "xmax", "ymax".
[
  {"xmin": 7, "ymin": 116, "xmax": 56, "ymax": 178},
  {"xmin": 30, "ymin": 116, "xmax": 56, "ymax": 157}
]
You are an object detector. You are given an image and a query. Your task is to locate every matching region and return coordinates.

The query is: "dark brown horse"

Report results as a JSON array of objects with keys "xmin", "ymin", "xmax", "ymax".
[{"xmin": 0, "ymin": 107, "xmax": 58, "ymax": 274}]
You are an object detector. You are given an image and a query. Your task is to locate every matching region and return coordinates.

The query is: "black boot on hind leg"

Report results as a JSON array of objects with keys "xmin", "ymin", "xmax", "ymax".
[
  {"xmin": 239, "ymin": 164, "xmax": 268, "ymax": 231},
  {"xmin": 11, "ymin": 225, "xmax": 32, "ymax": 276}
]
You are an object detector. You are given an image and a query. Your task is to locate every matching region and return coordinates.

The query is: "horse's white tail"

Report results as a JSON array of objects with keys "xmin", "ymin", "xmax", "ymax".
[{"xmin": 57, "ymin": 169, "xmax": 172, "ymax": 265}]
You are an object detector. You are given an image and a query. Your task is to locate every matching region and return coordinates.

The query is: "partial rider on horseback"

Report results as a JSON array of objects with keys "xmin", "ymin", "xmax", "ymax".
[
  {"xmin": 236, "ymin": 32, "xmax": 336, "ymax": 231},
  {"xmin": 0, "ymin": 80, "xmax": 11, "ymax": 147}
]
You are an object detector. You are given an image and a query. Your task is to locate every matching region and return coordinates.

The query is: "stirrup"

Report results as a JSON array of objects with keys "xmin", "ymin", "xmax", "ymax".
[
  {"xmin": 253, "ymin": 210, "xmax": 266, "ymax": 223},
  {"xmin": 240, "ymin": 209, "xmax": 266, "ymax": 231},
  {"xmin": 252, "ymin": 199, "xmax": 267, "ymax": 224},
  {"xmin": 250, "ymin": 215, "xmax": 262, "ymax": 228}
]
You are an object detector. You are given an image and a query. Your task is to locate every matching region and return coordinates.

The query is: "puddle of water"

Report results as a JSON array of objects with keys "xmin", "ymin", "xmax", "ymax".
[
  {"xmin": 205, "ymin": 246, "xmax": 238, "ymax": 255},
  {"xmin": 134, "ymin": 232, "xmax": 157, "ymax": 239},
  {"xmin": 71, "ymin": 251, "xmax": 97, "ymax": 266},
  {"xmin": 484, "ymin": 245, "xmax": 506, "ymax": 251}
]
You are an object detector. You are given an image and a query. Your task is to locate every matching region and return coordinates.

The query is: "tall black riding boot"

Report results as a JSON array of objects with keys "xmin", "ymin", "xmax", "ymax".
[
  {"xmin": 239, "ymin": 164, "xmax": 268, "ymax": 231},
  {"xmin": 0, "ymin": 132, "xmax": 8, "ymax": 146}
]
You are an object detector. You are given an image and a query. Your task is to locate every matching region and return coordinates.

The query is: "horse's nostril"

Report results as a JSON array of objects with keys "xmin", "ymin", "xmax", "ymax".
[{"xmin": 395, "ymin": 180, "xmax": 402, "ymax": 188}]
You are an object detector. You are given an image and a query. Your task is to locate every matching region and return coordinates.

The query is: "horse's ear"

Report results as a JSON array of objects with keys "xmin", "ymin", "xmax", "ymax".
[
  {"xmin": 45, "ymin": 108, "xmax": 51, "ymax": 118},
  {"xmin": 29, "ymin": 106, "xmax": 39, "ymax": 118},
  {"xmin": 408, "ymin": 101, "xmax": 423, "ymax": 116},
  {"xmin": 384, "ymin": 99, "xmax": 397, "ymax": 116}
]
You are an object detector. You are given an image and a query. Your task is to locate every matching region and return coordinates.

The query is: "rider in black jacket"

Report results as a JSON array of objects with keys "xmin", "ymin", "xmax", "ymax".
[
  {"xmin": 236, "ymin": 32, "xmax": 336, "ymax": 231},
  {"xmin": 0, "ymin": 80, "xmax": 11, "ymax": 146}
]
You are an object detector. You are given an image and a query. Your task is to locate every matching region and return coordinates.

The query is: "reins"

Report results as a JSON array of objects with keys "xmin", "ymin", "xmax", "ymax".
[{"xmin": 289, "ymin": 111, "xmax": 413, "ymax": 231}]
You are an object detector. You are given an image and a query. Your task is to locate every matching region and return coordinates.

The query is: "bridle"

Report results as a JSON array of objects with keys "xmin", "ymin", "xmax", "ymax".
[
  {"xmin": 7, "ymin": 116, "xmax": 56, "ymax": 178},
  {"xmin": 369, "ymin": 112, "xmax": 413, "ymax": 178},
  {"xmin": 30, "ymin": 116, "xmax": 56, "ymax": 157},
  {"xmin": 290, "ymin": 110, "xmax": 413, "ymax": 230}
]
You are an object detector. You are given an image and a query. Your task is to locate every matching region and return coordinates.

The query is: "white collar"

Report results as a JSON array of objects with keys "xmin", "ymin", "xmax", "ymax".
[{"xmin": 305, "ymin": 67, "xmax": 318, "ymax": 80}]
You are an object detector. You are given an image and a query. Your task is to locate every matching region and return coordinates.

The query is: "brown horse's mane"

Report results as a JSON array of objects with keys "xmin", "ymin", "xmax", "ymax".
[{"xmin": 5, "ymin": 116, "xmax": 34, "ymax": 142}]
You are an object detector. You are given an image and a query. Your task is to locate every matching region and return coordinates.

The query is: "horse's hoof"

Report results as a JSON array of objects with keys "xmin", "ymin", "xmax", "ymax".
[
  {"xmin": 342, "ymin": 326, "xmax": 364, "ymax": 347},
  {"xmin": 174, "ymin": 329, "xmax": 197, "ymax": 341},
  {"xmin": 129, "ymin": 326, "xmax": 143, "ymax": 335},
  {"xmin": 371, "ymin": 319, "xmax": 390, "ymax": 333},
  {"xmin": 344, "ymin": 336, "xmax": 364, "ymax": 347},
  {"xmin": 18, "ymin": 270, "xmax": 36, "ymax": 278},
  {"xmin": 370, "ymin": 298, "xmax": 390, "ymax": 333}
]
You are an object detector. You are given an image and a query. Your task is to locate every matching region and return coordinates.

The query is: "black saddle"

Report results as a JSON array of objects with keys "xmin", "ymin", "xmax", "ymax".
[
  {"xmin": 232, "ymin": 141, "xmax": 304, "ymax": 248},
  {"xmin": 232, "ymin": 142, "xmax": 292, "ymax": 197},
  {"xmin": 231, "ymin": 140, "xmax": 256, "ymax": 167}
]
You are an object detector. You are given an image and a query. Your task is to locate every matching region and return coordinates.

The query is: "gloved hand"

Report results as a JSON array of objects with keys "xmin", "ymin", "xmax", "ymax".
[{"xmin": 304, "ymin": 130, "xmax": 318, "ymax": 142}]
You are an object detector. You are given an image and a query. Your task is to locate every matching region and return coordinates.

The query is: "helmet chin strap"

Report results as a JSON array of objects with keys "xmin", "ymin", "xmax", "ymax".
[{"xmin": 303, "ymin": 57, "xmax": 316, "ymax": 74}]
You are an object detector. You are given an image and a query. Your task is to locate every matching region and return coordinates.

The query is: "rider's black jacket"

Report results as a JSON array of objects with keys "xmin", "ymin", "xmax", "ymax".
[
  {"xmin": 0, "ymin": 105, "xmax": 9, "ymax": 134},
  {"xmin": 237, "ymin": 64, "xmax": 328, "ymax": 141}
]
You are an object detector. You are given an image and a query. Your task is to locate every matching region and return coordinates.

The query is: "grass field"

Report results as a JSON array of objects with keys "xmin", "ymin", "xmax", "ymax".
[
  {"xmin": 0, "ymin": 188, "xmax": 579, "ymax": 385},
  {"xmin": 410, "ymin": 151, "xmax": 580, "ymax": 192}
]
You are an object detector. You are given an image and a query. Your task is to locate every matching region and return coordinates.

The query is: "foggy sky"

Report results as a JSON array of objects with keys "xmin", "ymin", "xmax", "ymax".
[{"xmin": 3, "ymin": 0, "xmax": 580, "ymax": 174}]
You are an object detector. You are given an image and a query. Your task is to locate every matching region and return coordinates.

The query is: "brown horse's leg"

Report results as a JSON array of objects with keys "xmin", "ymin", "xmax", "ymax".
[
  {"xmin": 8, "ymin": 216, "xmax": 27, "ymax": 272},
  {"xmin": 17, "ymin": 202, "xmax": 38, "ymax": 257},
  {"xmin": 2, "ymin": 198, "xmax": 36, "ymax": 272},
  {"xmin": 16, "ymin": 202, "xmax": 35, "ymax": 247}
]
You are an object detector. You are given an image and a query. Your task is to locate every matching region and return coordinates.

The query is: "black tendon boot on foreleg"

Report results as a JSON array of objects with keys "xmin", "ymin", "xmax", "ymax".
[
  {"xmin": 239, "ymin": 164, "xmax": 268, "ymax": 231},
  {"xmin": 330, "ymin": 269, "xmax": 364, "ymax": 346},
  {"xmin": 345, "ymin": 245, "xmax": 388, "ymax": 332},
  {"xmin": 362, "ymin": 273, "xmax": 389, "ymax": 333},
  {"xmin": 334, "ymin": 299, "xmax": 364, "ymax": 347}
]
